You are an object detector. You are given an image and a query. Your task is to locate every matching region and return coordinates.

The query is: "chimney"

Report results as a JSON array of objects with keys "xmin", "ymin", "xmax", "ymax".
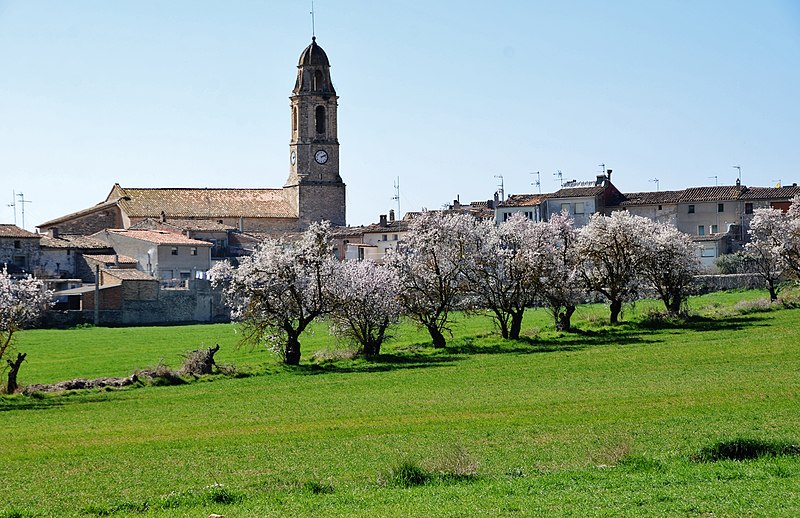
[
  {"xmin": 389, "ymin": 209, "xmax": 395, "ymax": 222},
  {"xmin": 239, "ymin": 216, "xmax": 244, "ymax": 232},
  {"xmin": 160, "ymin": 211, "xmax": 167, "ymax": 223},
  {"xmin": 596, "ymin": 174, "xmax": 605, "ymax": 186},
  {"xmin": 606, "ymin": 169, "xmax": 612, "ymax": 182},
  {"xmin": 379, "ymin": 214, "xmax": 387, "ymax": 226}
]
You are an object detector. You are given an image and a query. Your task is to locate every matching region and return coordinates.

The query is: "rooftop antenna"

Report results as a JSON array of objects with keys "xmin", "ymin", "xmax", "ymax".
[
  {"xmin": 554, "ymin": 170, "xmax": 564, "ymax": 187},
  {"xmin": 649, "ymin": 178, "xmax": 660, "ymax": 191},
  {"xmin": 310, "ymin": 0, "xmax": 316, "ymax": 38},
  {"xmin": 732, "ymin": 165, "xmax": 741, "ymax": 183},
  {"xmin": 530, "ymin": 171, "xmax": 541, "ymax": 194},
  {"xmin": 708, "ymin": 175, "xmax": 718, "ymax": 186},
  {"xmin": 598, "ymin": 163, "xmax": 606, "ymax": 175},
  {"xmin": 8, "ymin": 190, "xmax": 17, "ymax": 225},
  {"xmin": 772, "ymin": 178, "xmax": 782, "ymax": 188},
  {"xmin": 494, "ymin": 175, "xmax": 505, "ymax": 202},
  {"xmin": 392, "ymin": 177, "xmax": 401, "ymax": 218},
  {"xmin": 16, "ymin": 192, "xmax": 32, "ymax": 230}
]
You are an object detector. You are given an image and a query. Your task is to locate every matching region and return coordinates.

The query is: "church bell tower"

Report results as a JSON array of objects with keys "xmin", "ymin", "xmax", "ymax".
[{"xmin": 284, "ymin": 37, "xmax": 346, "ymax": 228}]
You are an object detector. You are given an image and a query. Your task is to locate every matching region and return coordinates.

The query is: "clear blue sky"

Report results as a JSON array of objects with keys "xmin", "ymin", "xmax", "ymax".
[{"xmin": 1, "ymin": 1, "xmax": 799, "ymax": 230}]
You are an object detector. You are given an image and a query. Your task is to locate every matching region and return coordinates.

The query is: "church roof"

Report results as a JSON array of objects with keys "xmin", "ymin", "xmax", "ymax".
[
  {"xmin": 298, "ymin": 37, "xmax": 330, "ymax": 67},
  {"xmin": 108, "ymin": 184, "xmax": 296, "ymax": 219}
]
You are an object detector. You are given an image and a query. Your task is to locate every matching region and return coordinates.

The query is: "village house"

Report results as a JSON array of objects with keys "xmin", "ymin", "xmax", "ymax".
[{"xmin": 0, "ymin": 224, "xmax": 40, "ymax": 275}]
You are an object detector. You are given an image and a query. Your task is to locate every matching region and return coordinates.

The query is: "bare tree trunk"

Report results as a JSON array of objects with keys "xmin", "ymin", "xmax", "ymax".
[
  {"xmin": 284, "ymin": 333, "xmax": 301, "ymax": 365},
  {"xmin": 556, "ymin": 305, "xmax": 575, "ymax": 331},
  {"xmin": 609, "ymin": 299, "xmax": 623, "ymax": 324},
  {"xmin": 427, "ymin": 325, "xmax": 447, "ymax": 348},
  {"xmin": 509, "ymin": 310, "xmax": 524, "ymax": 340},
  {"xmin": 6, "ymin": 352, "xmax": 26, "ymax": 394}
]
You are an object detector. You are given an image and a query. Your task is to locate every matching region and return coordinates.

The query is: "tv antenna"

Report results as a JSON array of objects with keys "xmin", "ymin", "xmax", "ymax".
[
  {"xmin": 772, "ymin": 179, "xmax": 782, "ymax": 188},
  {"xmin": 16, "ymin": 192, "xmax": 32, "ymax": 230},
  {"xmin": 708, "ymin": 175, "xmax": 718, "ymax": 186},
  {"xmin": 732, "ymin": 165, "xmax": 741, "ymax": 183},
  {"xmin": 649, "ymin": 178, "xmax": 660, "ymax": 191},
  {"xmin": 598, "ymin": 163, "xmax": 606, "ymax": 174},
  {"xmin": 8, "ymin": 190, "xmax": 17, "ymax": 225},
  {"xmin": 392, "ymin": 177, "xmax": 401, "ymax": 218},
  {"xmin": 530, "ymin": 171, "xmax": 541, "ymax": 194},
  {"xmin": 554, "ymin": 170, "xmax": 564, "ymax": 187},
  {"xmin": 494, "ymin": 175, "xmax": 505, "ymax": 202}
]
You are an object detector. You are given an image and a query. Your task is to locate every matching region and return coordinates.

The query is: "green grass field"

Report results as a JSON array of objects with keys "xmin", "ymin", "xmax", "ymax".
[{"xmin": 2, "ymin": 290, "xmax": 799, "ymax": 517}]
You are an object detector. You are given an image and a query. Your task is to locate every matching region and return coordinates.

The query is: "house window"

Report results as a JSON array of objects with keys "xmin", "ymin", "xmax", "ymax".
[
  {"xmin": 171, "ymin": 247, "xmax": 178, "ymax": 255},
  {"xmin": 745, "ymin": 203, "xmax": 753, "ymax": 214},
  {"xmin": 560, "ymin": 203, "xmax": 571, "ymax": 214},
  {"xmin": 688, "ymin": 205, "xmax": 695, "ymax": 214},
  {"xmin": 701, "ymin": 246, "xmax": 716, "ymax": 258},
  {"xmin": 698, "ymin": 225, "xmax": 705, "ymax": 236},
  {"xmin": 13, "ymin": 256, "xmax": 25, "ymax": 267},
  {"xmin": 711, "ymin": 224, "xmax": 718, "ymax": 234},
  {"xmin": 190, "ymin": 247, "xmax": 197, "ymax": 256},
  {"xmin": 658, "ymin": 205, "xmax": 662, "ymax": 210},
  {"xmin": 503, "ymin": 212, "xmax": 510, "ymax": 222},
  {"xmin": 574, "ymin": 202, "xmax": 585, "ymax": 214},
  {"xmin": 14, "ymin": 240, "xmax": 21, "ymax": 249},
  {"xmin": 718, "ymin": 203, "xmax": 724, "ymax": 212},
  {"xmin": 382, "ymin": 234, "xmax": 388, "ymax": 241},
  {"xmin": 392, "ymin": 234, "xmax": 398, "ymax": 241}
]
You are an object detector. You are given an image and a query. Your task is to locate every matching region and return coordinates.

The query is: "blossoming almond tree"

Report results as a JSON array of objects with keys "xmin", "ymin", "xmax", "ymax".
[
  {"xmin": 746, "ymin": 207, "xmax": 792, "ymax": 301},
  {"xmin": 1, "ymin": 266, "xmax": 52, "ymax": 393},
  {"xmin": 639, "ymin": 223, "xmax": 701, "ymax": 314},
  {"xmin": 386, "ymin": 212, "xmax": 477, "ymax": 348},
  {"xmin": 461, "ymin": 215, "xmax": 539, "ymax": 339},
  {"xmin": 329, "ymin": 260, "xmax": 401, "ymax": 357},
  {"xmin": 533, "ymin": 212, "xmax": 583, "ymax": 331},
  {"xmin": 209, "ymin": 221, "xmax": 337, "ymax": 365},
  {"xmin": 576, "ymin": 211, "xmax": 650, "ymax": 324}
]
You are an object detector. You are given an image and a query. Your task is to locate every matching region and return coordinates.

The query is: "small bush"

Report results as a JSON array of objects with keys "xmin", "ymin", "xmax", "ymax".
[
  {"xmin": 732, "ymin": 298, "xmax": 773, "ymax": 315},
  {"xmin": 428, "ymin": 445, "xmax": 479, "ymax": 480},
  {"xmin": 380, "ymin": 460, "xmax": 432, "ymax": 488},
  {"xmin": 202, "ymin": 483, "xmax": 242, "ymax": 504},
  {"xmin": 134, "ymin": 361, "xmax": 184, "ymax": 386},
  {"xmin": 302, "ymin": 479, "xmax": 335, "ymax": 494},
  {"xmin": 691, "ymin": 438, "xmax": 800, "ymax": 462}
]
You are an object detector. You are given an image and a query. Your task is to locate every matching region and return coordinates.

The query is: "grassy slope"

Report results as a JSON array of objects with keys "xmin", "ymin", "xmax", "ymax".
[{"xmin": 2, "ymin": 291, "xmax": 799, "ymax": 516}]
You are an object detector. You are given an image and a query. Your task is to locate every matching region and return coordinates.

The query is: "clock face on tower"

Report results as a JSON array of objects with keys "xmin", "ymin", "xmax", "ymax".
[
  {"xmin": 290, "ymin": 151, "xmax": 297, "ymax": 165},
  {"xmin": 314, "ymin": 150, "xmax": 329, "ymax": 164}
]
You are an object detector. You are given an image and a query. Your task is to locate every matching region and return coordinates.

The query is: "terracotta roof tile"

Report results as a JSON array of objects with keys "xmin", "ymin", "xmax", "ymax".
[
  {"xmin": 739, "ymin": 186, "xmax": 800, "ymax": 200},
  {"xmin": 103, "ymin": 269, "xmax": 157, "ymax": 281},
  {"xmin": 39, "ymin": 234, "xmax": 112, "ymax": 249},
  {"xmin": 84, "ymin": 254, "xmax": 138, "ymax": 265},
  {"xmin": 619, "ymin": 190, "xmax": 682, "ymax": 206},
  {"xmin": 104, "ymin": 229, "xmax": 212, "ymax": 246},
  {"xmin": 501, "ymin": 194, "xmax": 547, "ymax": 207},
  {"xmin": 112, "ymin": 186, "xmax": 296, "ymax": 219},
  {"xmin": 549, "ymin": 185, "xmax": 605, "ymax": 198},
  {"xmin": 678, "ymin": 186, "xmax": 743, "ymax": 202},
  {"xmin": 0, "ymin": 224, "xmax": 39, "ymax": 238}
]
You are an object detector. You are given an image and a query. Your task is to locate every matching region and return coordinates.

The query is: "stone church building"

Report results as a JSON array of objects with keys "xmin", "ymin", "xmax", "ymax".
[{"xmin": 39, "ymin": 38, "xmax": 346, "ymax": 237}]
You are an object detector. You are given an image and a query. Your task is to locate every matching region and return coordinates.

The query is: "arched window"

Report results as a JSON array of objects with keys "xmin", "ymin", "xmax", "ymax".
[
  {"xmin": 292, "ymin": 106, "xmax": 297, "ymax": 133},
  {"xmin": 314, "ymin": 70, "xmax": 324, "ymax": 91},
  {"xmin": 315, "ymin": 106, "xmax": 326, "ymax": 134}
]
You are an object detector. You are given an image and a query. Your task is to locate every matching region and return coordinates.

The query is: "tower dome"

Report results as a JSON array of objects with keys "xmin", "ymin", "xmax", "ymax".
[
  {"xmin": 298, "ymin": 37, "xmax": 330, "ymax": 67},
  {"xmin": 293, "ymin": 37, "xmax": 336, "ymax": 95}
]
